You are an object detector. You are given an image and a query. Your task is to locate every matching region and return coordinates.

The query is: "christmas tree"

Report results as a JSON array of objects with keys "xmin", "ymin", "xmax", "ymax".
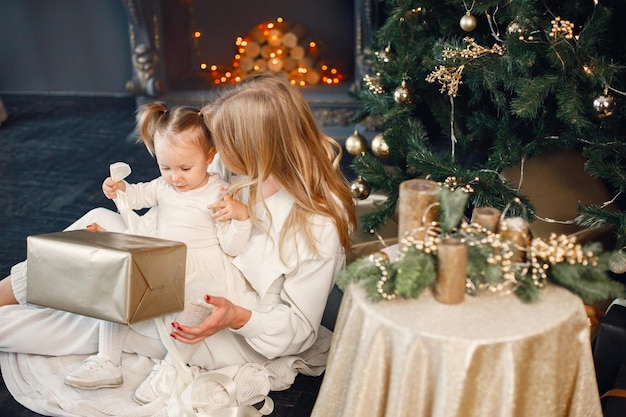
[{"xmin": 349, "ymin": 0, "xmax": 626, "ymax": 270}]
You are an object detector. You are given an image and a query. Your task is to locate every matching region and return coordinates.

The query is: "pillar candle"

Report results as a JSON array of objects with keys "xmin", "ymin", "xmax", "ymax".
[
  {"xmin": 471, "ymin": 207, "xmax": 501, "ymax": 232},
  {"xmin": 435, "ymin": 238, "xmax": 467, "ymax": 304},
  {"xmin": 397, "ymin": 179, "xmax": 439, "ymax": 246},
  {"xmin": 498, "ymin": 217, "xmax": 530, "ymax": 263}
]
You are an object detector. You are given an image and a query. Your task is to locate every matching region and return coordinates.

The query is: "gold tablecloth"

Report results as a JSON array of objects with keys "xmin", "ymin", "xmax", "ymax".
[{"xmin": 312, "ymin": 283, "xmax": 601, "ymax": 417}]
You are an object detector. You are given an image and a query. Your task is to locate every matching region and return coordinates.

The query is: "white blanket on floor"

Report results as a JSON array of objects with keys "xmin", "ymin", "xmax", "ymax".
[{"xmin": 0, "ymin": 335, "xmax": 329, "ymax": 417}]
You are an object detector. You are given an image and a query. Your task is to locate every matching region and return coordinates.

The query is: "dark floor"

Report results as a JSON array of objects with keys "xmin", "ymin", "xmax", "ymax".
[{"xmin": 0, "ymin": 94, "xmax": 323, "ymax": 417}]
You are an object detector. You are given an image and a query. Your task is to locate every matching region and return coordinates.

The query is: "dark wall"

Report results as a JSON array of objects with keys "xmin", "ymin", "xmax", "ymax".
[{"xmin": 0, "ymin": 0, "xmax": 132, "ymax": 95}]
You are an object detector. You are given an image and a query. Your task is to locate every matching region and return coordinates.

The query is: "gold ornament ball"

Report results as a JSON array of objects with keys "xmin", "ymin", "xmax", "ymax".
[
  {"xmin": 593, "ymin": 94, "xmax": 616, "ymax": 118},
  {"xmin": 345, "ymin": 130, "xmax": 368, "ymax": 155},
  {"xmin": 393, "ymin": 84, "xmax": 411, "ymax": 105},
  {"xmin": 609, "ymin": 251, "xmax": 626, "ymax": 274},
  {"xmin": 460, "ymin": 13, "xmax": 477, "ymax": 32},
  {"xmin": 371, "ymin": 133, "xmax": 390, "ymax": 158},
  {"xmin": 350, "ymin": 177, "xmax": 372, "ymax": 200}
]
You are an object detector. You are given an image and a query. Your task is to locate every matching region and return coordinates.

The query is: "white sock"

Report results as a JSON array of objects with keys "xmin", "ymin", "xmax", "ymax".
[
  {"xmin": 167, "ymin": 303, "xmax": 212, "ymax": 365},
  {"xmin": 98, "ymin": 320, "xmax": 129, "ymax": 366}
]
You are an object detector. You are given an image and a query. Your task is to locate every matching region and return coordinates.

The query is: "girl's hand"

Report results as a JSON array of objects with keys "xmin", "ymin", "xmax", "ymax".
[
  {"xmin": 170, "ymin": 295, "xmax": 251, "ymax": 345},
  {"xmin": 85, "ymin": 223, "xmax": 106, "ymax": 232},
  {"xmin": 208, "ymin": 187, "xmax": 249, "ymax": 222},
  {"xmin": 102, "ymin": 177, "xmax": 126, "ymax": 200}
]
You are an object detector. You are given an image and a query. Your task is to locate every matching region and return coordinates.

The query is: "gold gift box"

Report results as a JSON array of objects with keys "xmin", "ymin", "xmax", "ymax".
[{"xmin": 26, "ymin": 230, "xmax": 186, "ymax": 324}]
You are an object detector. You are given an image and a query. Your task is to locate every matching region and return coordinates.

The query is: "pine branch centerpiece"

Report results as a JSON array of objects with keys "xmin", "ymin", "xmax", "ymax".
[{"xmin": 338, "ymin": 178, "xmax": 625, "ymax": 304}]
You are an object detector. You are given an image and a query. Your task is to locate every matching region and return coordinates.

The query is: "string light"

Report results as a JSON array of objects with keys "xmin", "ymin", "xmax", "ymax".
[{"xmin": 187, "ymin": 4, "xmax": 343, "ymax": 87}]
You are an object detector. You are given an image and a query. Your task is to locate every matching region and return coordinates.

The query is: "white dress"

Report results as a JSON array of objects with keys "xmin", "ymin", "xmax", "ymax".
[
  {"xmin": 115, "ymin": 174, "xmax": 248, "ymax": 305},
  {"xmin": 0, "ymin": 186, "xmax": 342, "ymax": 417}
]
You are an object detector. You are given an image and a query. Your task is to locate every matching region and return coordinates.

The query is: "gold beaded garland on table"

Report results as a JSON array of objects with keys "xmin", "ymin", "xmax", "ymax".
[{"xmin": 369, "ymin": 252, "xmax": 396, "ymax": 300}]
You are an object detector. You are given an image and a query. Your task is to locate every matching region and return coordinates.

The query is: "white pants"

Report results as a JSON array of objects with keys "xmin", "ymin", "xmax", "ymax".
[
  {"xmin": 1, "ymin": 207, "xmax": 268, "ymax": 368},
  {"xmin": 1, "ymin": 208, "xmax": 168, "ymax": 358}
]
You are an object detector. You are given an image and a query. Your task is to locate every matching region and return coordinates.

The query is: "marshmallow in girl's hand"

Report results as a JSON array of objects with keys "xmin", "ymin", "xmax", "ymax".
[{"xmin": 110, "ymin": 162, "xmax": 131, "ymax": 182}]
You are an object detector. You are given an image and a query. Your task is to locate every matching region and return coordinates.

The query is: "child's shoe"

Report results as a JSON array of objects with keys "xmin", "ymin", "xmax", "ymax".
[
  {"xmin": 64, "ymin": 354, "xmax": 123, "ymax": 389},
  {"xmin": 132, "ymin": 363, "xmax": 161, "ymax": 404}
]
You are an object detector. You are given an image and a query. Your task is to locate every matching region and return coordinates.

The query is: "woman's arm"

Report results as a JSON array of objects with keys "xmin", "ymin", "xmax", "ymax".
[{"xmin": 171, "ymin": 218, "xmax": 343, "ymax": 359}]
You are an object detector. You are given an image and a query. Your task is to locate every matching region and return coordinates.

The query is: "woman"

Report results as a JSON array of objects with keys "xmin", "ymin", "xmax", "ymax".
[{"xmin": 0, "ymin": 73, "xmax": 356, "ymax": 416}]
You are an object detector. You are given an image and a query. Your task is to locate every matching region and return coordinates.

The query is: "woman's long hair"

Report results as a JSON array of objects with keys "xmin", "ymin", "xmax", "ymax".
[{"xmin": 203, "ymin": 74, "xmax": 356, "ymax": 258}]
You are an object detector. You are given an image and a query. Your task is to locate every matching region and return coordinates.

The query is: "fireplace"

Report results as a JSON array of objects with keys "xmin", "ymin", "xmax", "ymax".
[{"xmin": 122, "ymin": 0, "xmax": 382, "ymax": 126}]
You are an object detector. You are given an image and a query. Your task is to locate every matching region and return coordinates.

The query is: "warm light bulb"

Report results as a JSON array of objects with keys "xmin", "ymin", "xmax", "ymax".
[
  {"xmin": 241, "ymin": 40, "xmax": 248, "ymax": 46},
  {"xmin": 194, "ymin": 31, "xmax": 201, "ymax": 38},
  {"xmin": 277, "ymin": 17, "xmax": 283, "ymax": 23},
  {"xmin": 200, "ymin": 63, "xmax": 207, "ymax": 70},
  {"xmin": 321, "ymin": 64, "xmax": 328, "ymax": 70},
  {"xmin": 210, "ymin": 65, "xmax": 217, "ymax": 71},
  {"xmin": 309, "ymin": 41, "xmax": 316, "ymax": 48}
]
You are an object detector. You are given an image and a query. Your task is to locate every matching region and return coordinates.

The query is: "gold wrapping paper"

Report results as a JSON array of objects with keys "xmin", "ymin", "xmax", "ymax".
[
  {"xmin": 397, "ymin": 179, "xmax": 439, "ymax": 246},
  {"xmin": 435, "ymin": 238, "xmax": 466, "ymax": 304},
  {"xmin": 26, "ymin": 230, "xmax": 186, "ymax": 324},
  {"xmin": 499, "ymin": 217, "xmax": 530, "ymax": 262},
  {"xmin": 470, "ymin": 206, "xmax": 501, "ymax": 232},
  {"xmin": 312, "ymin": 282, "xmax": 602, "ymax": 417}
]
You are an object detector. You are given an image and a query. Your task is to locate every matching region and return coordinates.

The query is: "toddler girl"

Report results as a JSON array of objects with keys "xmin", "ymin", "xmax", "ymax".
[{"xmin": 64, "ymin": 102, "xmax": 249, "ymax": 394}]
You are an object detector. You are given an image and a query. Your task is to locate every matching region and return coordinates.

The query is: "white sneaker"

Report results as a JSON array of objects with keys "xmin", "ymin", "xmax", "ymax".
[
  {"xmin": 64, "ymin": 354, "xmax": 123, "ymax": 389},
  {"xmin": 132, "ymin": 363, "xmax": 160, "ymax": 405}
]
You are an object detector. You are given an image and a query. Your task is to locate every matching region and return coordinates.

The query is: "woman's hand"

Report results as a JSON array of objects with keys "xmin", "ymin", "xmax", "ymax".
[
  {"xmin": 208, "ymin": 187, "xmax": 249, "ymax": 222},
  {"xmin": 102, "ymin": 177, "xmax": 126, "ymax": 200},
  {"xmin": 170, "ymin": 295, "xmax": 252, "ymax": 345}
]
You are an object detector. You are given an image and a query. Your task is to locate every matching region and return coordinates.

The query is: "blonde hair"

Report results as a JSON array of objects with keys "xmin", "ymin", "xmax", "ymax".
[
  {"xmin": 202, "ymin": 74, "xmax": 356, "ymax": 255},
  {"xmin": 136, "ymin": 102, "xmax": 213, "ymax": 158}
]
